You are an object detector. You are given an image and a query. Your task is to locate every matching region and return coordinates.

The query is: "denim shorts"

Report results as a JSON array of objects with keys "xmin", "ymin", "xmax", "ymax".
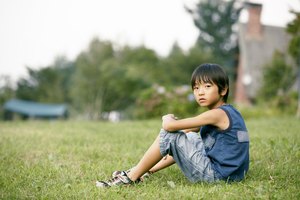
[{"xmin": 159, "ymin": 129, "xmax": 219, "ymax": 183}]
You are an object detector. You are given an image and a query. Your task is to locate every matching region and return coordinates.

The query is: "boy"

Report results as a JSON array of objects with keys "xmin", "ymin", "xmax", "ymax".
[{"xmin": 96, "ymin": 63, "xmax": 249, "ymax": 187}]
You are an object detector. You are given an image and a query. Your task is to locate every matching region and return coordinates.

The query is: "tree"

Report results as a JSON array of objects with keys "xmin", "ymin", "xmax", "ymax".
[
  {"xmin": 286, "ymin": 11, "xmax": 300, "ymax": 117},
  {"xmin": 0, "ymin": 75, "xmax": 15, "ymax": 119},
  {"xmin": 0, "ymin": 76, "xmax": 14, "ymax": 103},
  {"xmin": 160, "ymin": 43, "xmax": 215, "ymax": 86},
  {"xmin": 15, "ymin": 71, "xmax": 37, "ymax": 101},
  {"xmin": 186, "ymin": 0, "xmax": 241, "ymax": 75},
  {"xmin": 118, "ymin": 45, "xmax": 161, "ymax": 84},
  {"xmin": 71, "ymin": 38, "xmax": 115, "ymax": 119},
  {"xmin": 16, "ymin": 56, "xmax": 74, "ymax": 103},
  {"xmin": 259, "ymin": 51, "xmax": 295, "ymax": 103},
  {"xmin": 71, "ymin": 39, "xmax": 153, "ymax": 119},
  {"xmin": 159, "ymin": 43, "xmax": 189, "ymax": 85}
]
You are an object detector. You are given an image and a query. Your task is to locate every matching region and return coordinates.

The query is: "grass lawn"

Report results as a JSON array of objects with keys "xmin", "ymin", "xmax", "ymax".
[{"xmin": 0, "ymin": 117, "xmax": 299, "ymax": 199}]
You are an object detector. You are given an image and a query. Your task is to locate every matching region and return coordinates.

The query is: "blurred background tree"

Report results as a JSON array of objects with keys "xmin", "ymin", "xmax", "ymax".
[
  {"xmin": 15, "ymin": 56, "xmax": 74, "ymax": 103},
  {"xmin": 158, "ymin": 43, "xmax": 216, "ymax": 87},
  {"xmin": 71, "ymin": 38, "xmax": 116, "ymax": 120},
  {"xmin": 71, "ymin": 38, "xmax": 160, "ymax": 120},
  {"xmin": 186, "ymin": 0, "xmax": 242, "ymax": 79},
  {"xmin": 159, "ymin": 43, "xmax": 189, "ymax": 85},
  {"xmin": 258, "ymin": 51, "xmax": 296, "ymax": 112},
  {"xmin": 0, "ymin": 76, "xmax": 15, "ymax": 118},
  {"xmin": 118, "ymin": 45, "xmax": 160, "ymax": 84}
]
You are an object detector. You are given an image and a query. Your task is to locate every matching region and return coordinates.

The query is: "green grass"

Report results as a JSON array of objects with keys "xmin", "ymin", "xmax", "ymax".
[{"xmin": 0, "ymin": 117, "xmax": 299, "ymax": 199}]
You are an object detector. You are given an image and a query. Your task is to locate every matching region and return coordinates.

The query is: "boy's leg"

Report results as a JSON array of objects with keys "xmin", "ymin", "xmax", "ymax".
[
  {"xmin": 96, "ymin": 134, "xmax": 163, "ymax": 187},
  {"xmin": 112, "ymin": 155, "xmax": 174, "ymax": 180},
  {"xmin": 127, "ymin": 135, "xmax": 163, "ymax": 181},
  {"xmin": 149, "ymin": 155, "xmax": 175, "ymax": 173}
]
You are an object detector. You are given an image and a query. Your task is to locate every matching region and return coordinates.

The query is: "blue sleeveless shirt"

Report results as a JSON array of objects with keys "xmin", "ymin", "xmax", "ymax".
[{"xmin": 200, "ymin": 104, "xmax": 249, "ymax": 181}]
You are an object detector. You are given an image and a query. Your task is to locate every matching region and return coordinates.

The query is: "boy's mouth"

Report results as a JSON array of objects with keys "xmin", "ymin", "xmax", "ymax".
[{"xmin": 199, "ymin": 98, "xmax": 206, "ymax": 102}]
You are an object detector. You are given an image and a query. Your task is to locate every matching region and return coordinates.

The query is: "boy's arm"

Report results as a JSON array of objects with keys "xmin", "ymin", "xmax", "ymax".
[
  {"xmin": 182, "ymin": 128, "xmax": 200, "ymax": 133},
  {"xmin": 162, "ymin": 108, "xmax": 229, "ymax": 132}
]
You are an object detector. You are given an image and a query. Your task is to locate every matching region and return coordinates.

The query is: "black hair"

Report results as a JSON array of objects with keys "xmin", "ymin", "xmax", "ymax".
[{"xmin": 191, "ymin": 63, "xmax": 229, "ymax": 103}]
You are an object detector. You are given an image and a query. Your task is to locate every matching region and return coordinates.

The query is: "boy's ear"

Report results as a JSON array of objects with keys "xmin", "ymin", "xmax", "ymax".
[{"xmin": 220, "ymin": 87, "xmax": 228, "ymax": 97}]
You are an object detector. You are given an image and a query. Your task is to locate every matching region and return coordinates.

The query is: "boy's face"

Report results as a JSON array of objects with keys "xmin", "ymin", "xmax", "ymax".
[{"xmin": 193, "ymin": 81, "xmax": 226, "ymax": 109}]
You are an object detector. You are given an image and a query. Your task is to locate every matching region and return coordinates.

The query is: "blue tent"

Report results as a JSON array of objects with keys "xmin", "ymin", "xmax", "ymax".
[{"xmin": 3, "ymin": 99, "xmax": 68, "ymax": 120}]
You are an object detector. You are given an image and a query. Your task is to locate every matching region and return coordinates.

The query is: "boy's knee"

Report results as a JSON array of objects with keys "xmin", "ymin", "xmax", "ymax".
[{"xmin": 160, "ymin": 129, "xmax": 169, "ymax": 134}]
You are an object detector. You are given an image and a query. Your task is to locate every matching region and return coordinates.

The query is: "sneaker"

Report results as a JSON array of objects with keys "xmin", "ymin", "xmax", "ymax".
[
  {"xmin": 112, "ymin": 169, "xmax": 131, "ymax": 178},
  {"xmin": 111, "ymin": 169, "xmax": 131, "ymax": 178},
  {"xmin": 96, "ymin": 171, "xmax": 138, "ymax": 188},
  {"xmin": 112, "ymin": 170, "xmax": 152, "ymax": 181}
]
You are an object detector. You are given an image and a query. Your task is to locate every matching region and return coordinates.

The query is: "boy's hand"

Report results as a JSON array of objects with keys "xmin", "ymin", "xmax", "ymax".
[
  {"xmin": 162, "ymin": 114, "xmax": 177, "ymax": 130},
  {"xmin": 162, "ymin": 114, "xmax": 177, "ymax": 121}
]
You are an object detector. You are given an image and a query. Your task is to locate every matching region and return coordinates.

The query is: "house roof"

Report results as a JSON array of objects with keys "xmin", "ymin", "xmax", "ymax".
[{"xmin": 3, "ymin": 99, "xmax": 68, "ymax": 118}]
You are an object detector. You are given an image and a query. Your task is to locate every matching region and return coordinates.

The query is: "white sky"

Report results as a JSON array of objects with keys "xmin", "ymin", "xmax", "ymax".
[{"xmin": 0, "ymin": 0, "xmax": 299, "ymax": 83}]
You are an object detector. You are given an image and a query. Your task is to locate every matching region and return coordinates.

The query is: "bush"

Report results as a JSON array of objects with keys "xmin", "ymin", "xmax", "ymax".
[
  {"xmin": 236, "ymin": 91, "xmax": 298, "ymax": 119},
  {"xmin": 132, "ymin": 85, "xmax": 202, "ymax": 119}
]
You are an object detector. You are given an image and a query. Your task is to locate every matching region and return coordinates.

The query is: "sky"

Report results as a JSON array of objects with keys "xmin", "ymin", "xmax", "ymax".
[{"xmin": 0, "ymin": 0, "xmax": 299, "ymax": 83}]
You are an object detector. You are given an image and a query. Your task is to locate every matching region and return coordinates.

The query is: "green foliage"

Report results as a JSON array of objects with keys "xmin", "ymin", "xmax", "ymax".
[
  {"xmin": 0, "ymin": 76, "xmax": 15, "ymax": 119},
  {"xmin": 15, "ymin": 56, "xmax": 74, "ymax": 103},
  {"xmin": 134, "ymin": 86, "xmax": 201, "ymax": 119},
  {"xmin": 118, "ymin": 45, "xmax": 160, "ymax": 84},
  {"xmin": 0, "ymin": 118, "xmax": 299, "ymax": 199},
  {"xmin": 258, "ymin": 51, "xmax": 296, "ymax": 111},
  {"xmin": 71, "ymin": 39, "xmax": 116, "ymax": 119},
  {"xmin": 160, "ymin": 43, "xmax": 190, "ymax": 85},
  {"xmin": 160, "ymin": 44, "xmax": 215, "ymax": 86},
  {"xmin": 0, "ymin": 76, "xmax": 15, "ymax": 104},
  {"xmin": 71, "ymin": 39, "xmax": 157, "ymax": 119},
  {"xmin": 259, "ymin": 51, "xmax": 295, "ymax": 99}
]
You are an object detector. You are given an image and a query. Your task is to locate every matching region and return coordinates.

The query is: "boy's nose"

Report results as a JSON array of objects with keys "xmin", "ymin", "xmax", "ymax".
[{"xmin": 198, "ymin": 88, "xmax": 204, "ymax": 95}]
